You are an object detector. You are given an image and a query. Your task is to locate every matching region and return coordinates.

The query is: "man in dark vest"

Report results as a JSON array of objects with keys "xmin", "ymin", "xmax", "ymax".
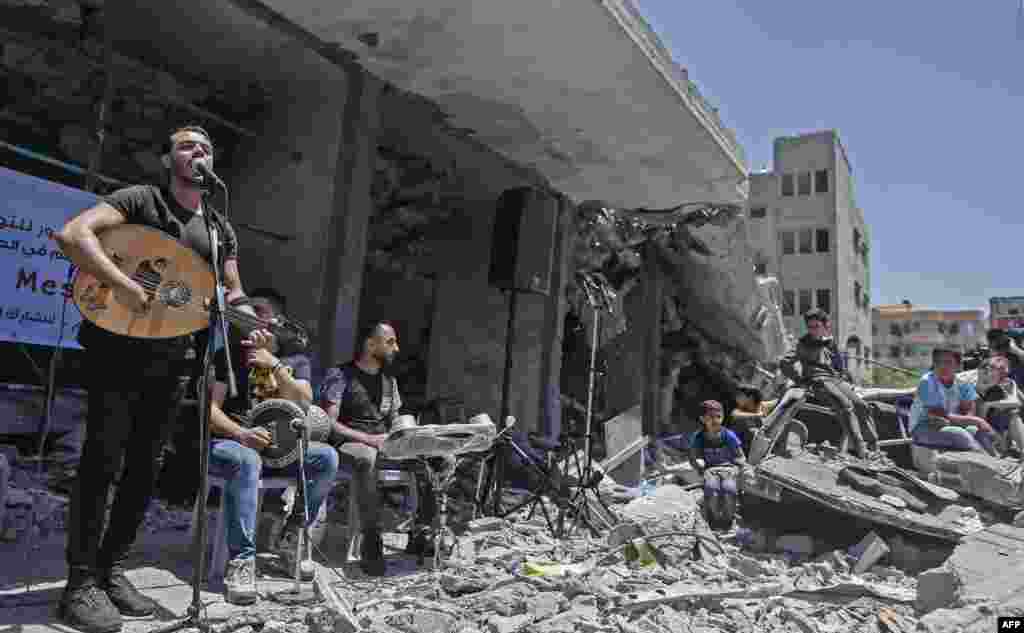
[{"xmin": 319, "ymin": 321, "xmax": 435, "ymax": 576}]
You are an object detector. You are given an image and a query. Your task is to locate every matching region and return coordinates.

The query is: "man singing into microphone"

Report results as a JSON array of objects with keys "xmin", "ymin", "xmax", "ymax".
[{"xmin": 55, "ymin": 126, "xmax": 255, "ymax": 633}]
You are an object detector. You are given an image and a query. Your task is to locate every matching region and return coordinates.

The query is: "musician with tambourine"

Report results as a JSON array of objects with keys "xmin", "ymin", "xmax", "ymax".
[{"xmin": 204, "ymin": 291, "xmax": 339, "ymax": 605}]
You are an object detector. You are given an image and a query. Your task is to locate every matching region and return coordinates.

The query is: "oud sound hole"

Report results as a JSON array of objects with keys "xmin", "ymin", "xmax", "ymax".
[{"xmin": 159, "ymin": 281, "xmax": 192, "ymax": 308}]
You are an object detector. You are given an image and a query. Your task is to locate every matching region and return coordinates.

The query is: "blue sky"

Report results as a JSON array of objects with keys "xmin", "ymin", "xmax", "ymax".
[{"xmin": 638, "ymin": 1, "xmax": 1024, "ymax": 313}]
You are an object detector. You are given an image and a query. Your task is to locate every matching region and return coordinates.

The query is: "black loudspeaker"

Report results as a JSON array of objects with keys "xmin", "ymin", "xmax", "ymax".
[{"xmin": 488, "ymin": 187, "xmax": 559, "ymax": 296}]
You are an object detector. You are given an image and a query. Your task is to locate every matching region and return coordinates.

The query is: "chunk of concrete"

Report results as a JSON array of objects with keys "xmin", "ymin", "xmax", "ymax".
[
  {"xmin": 487, "ymin": 613, "xmax": 532, "ymax": 633},
  {"xmin": 850, "ymin": 531, "xmax": 890, "ymax": 574},
  {"xmin": 916, "ymin": 566, "xmax": 961, "ymax": 613},
  {"xmin": 776, "ymin": 534, "xmax": 815, "ymax": 561}
]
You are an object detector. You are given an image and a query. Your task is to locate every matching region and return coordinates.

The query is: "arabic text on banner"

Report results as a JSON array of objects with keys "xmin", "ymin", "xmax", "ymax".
[{"xmin": 0, "ymin": 167, "xmax": 98, "ymax": 349}]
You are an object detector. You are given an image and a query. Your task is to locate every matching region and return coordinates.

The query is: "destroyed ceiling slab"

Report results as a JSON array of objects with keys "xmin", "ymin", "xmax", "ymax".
[{"xmin": 247, "ymin": 0, "xmax": 749, "ymax": 209}]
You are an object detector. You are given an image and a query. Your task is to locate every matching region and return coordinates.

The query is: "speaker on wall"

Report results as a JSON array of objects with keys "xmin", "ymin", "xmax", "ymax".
[{"xmin": 488, "ymin": 187, "xmax": 559, "ymax": 296}]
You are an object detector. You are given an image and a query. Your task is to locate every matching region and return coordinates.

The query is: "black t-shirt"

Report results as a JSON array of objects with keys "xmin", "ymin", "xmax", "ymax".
[
  {"xmin": 77, "ymin": 184, "xmax": 239, "ymax": 358},
  {"xmin": 353, "ymin": 365, "xmax": 384, "ymax": 408}
]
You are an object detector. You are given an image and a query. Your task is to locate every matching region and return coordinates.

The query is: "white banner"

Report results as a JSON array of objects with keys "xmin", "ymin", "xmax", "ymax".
[{"xmin": 0, "ymin": 167, "xmax": 97, "ymax": 349}]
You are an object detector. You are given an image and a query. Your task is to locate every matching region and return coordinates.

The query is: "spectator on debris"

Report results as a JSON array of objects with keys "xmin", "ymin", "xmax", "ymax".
[
  {"xmin": 987, "ymin": 329, "xmax": 1024, "ymax": 388},
  {"xmin": 689, "ymin": 400, "xmax": 748, "ymax": 528},
  {"xmin": 728, "ymin": 384, "xmax": 777, "ymax": 452},
  {"xmin": 909, "ymin": 347, "xmax": 995, "ymax": 454},
  {"xmin": 975, "ymin": 353, "xmax": 1024, "ymax": 459},
  {"xmin": 779, "ymin": 309, "xmax": 880, "ymax": 459}
]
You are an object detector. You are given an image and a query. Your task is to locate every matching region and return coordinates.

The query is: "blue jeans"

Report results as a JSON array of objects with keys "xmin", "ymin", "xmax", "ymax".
[
  {"xmin": 209, "ymin": 439, "xmax": 339, "ymax": 561},
  {"xmin": 911, "ymin": 423, "xmax": 993, "ymax": 453}
]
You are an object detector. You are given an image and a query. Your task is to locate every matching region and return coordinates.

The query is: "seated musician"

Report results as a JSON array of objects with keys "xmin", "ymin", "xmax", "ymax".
[
  {"xmin": 206, "ymin": 298, "xmax": 339, "ymax": 605},
  {"xmin": 317, "ymin": 321, "xmax": 437, "ymax": 577},
  {"xmin": 908, "ymin": 347, "xmax": 995, "ymax": 455},
  {"xmin": 779, "ymin": 309, "xmax": 879, "ymax": 458}
]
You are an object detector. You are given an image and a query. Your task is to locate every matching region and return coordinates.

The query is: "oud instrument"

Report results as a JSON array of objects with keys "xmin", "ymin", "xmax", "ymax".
[{"xmin": 71, "ymin": 224, "xmax": 308, "ymax": 347}]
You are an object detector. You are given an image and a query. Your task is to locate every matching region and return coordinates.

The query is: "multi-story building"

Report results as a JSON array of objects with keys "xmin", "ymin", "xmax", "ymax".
[
  {"xmin": 746, "ymin": 130, "xmax": 873, "ymax": 382},
  {"xmin": 872, "ymin": 303, "xmax": 986, "ymax": 372},
  {"xmin": 990, "ymin": 297, "xmax": 1024, "ymax": 331}
]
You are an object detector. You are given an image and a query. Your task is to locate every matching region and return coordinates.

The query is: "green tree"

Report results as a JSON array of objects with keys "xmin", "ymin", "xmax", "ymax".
[{"xmin": 867, "ymin": 366, "xmax": 922, "ymax": 389}]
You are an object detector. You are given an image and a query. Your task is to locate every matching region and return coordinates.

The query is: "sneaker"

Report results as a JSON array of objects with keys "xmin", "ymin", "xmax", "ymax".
[
  {"xmin": 223, "ymin": 558, "xmax": 258, "ymax": 605},
  {"xmin": 58, "ymin": 581, "xmax": 122, "ymax": 633},
  {"xmin": 276, "ymin": 522, "xmax": 315, "ymax": 581},
  {"xmin": 100, "ymin": 568, "xmax": 157, "ymax": 617},
  {"xmin": 358, "ymin": 530, "xmax": 386, "ymax": 577}
]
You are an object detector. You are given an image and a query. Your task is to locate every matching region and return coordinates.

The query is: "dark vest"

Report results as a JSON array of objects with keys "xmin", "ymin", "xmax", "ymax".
[{"xmin": 333, "ymin": 363, "xmax": 399, "ymax": 435}]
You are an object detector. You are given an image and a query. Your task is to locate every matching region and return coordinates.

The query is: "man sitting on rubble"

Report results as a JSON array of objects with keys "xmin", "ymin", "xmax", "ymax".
[
  {"xmin": 780, "ymin": 308, "xmax": 879, "ymax": 458},
  {"xmin": 689, "ymin": 400, "xmax": 748, "ymax": 528},
  {"xmin": 974, "ymin": 352, "xmax": 1024, "ymax": 459},
  {"xmin": 909, "ymin": 347, "xmax": 995, "ymax": 455}
]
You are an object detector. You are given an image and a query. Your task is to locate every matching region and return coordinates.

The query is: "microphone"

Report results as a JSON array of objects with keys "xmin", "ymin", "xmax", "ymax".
[{"xmin": 192, "ymin": 158, "xmax": 225, "ymax": 188}]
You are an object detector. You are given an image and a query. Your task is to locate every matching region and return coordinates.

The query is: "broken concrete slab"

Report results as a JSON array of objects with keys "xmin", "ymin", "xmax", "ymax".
[
  {"xmin": 603, "ymin": 405, "xmax": 644, "ymax": 485},
  {"xmin": 932, "ymin": 451, "xmax": 1024, "ymax": 511},
  {"xmin": 915, "ymin": 523, "xmax": 1024, "ymax": 616}
]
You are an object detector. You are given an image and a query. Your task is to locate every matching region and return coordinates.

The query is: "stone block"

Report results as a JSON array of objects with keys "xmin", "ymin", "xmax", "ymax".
[
  {"xmin": 776, "ymin": 534, "xmax": 815, "ymax": 561},
  {"xmin": 850, "ymin": 531, "xmax": 890, "ymax": 574},
  {"xmin": 916, "ymin": 566, "xmax": 961, "ymax": 614},
  {"xmin": 487, "ymin": 614, "xmax": 532, "ymax": 633}
]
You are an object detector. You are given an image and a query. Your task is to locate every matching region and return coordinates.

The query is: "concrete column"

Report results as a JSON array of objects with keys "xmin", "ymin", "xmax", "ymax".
[
  {"xmin": 316, "ymin": 68, "xmax": 382, "ymax": 374},
  {"xmin": 641, "ymin": 240, "xmax": 665, "ymax": 438},
  {"xmin": 537, "ymin": 195, "xmax": 575, "ymax": 439}
]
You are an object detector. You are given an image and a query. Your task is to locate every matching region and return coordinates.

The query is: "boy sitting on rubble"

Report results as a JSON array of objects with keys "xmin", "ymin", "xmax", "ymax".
[
  {"xmin": 689, "ymin": 400, "xmax": 749, "ymax": 528},
  {"xmin": 780, "ymin": 309, "xmax": 880, "ymax": 458},
  {"xmin": 729, "ymin": 384, "xmax": 778, "ymax": 454},
  {"xmin": 909, "ymin": 347, "xmax": 996, "ymax": 455}
]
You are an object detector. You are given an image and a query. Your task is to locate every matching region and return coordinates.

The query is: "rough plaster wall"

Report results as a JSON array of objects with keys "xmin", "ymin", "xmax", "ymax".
[
  {"xmin": 224, "ymin": 70, "xmax": 348, "ymax": 340},
  {"xmin": 377, "ymin": 95, "xmax": 551, "ymax": 430}
]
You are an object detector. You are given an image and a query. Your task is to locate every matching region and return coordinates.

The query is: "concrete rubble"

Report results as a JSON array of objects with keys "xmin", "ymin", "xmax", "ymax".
[{"xmin": 0, "ymin": 432, "xmax": 1013, "ymax": 633}]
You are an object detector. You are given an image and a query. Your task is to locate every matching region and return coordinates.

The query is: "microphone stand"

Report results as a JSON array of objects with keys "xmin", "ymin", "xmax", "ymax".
[
  {"xmin": 155, "ymin": 179, "xmax": 237, "ymax": 633},
  {"xmin": 558, "ymin": 273, "xmax": 616, "ymax": 537},
  {"xmin": 272, "ymin": 418, "xmax": 317, "ymax": 604}
]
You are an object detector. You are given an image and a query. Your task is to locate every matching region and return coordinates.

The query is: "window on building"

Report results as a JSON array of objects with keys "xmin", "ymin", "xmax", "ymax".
[
  {"xmin": 750, "ymin": 207, "xmax": 767, "ymax": 219},
  {"xmin": 815, "ymin": 169, "xmax": 829, "ymax": 193},
  {"xmin": 781, "ymin": 231, "xmax": 795, "ymax": 255},
  {"xmin": 799, "ymin": 228, "xmax": 813, "ymax": 254},
  {"xmin": 815, "ymin": 228, "xmax": 830, "ymax": 253},
  {"xmin": 799, "ymin": 289, "xmax": 812, "ymax": 315},
  {"xmin": 853, "ymin": 228, "xmax": 862, "ymax": 253},
  {"xmin": 937, "ymin": 322, "xmax": 946, "ymax": 334},
  {"xmin": 889, "ymin": 322, "xmax": 902, "ymax": 337},
  {"xmin": 782, "ymin": 290, "xmax": 795, "ymax": 317},
  {"xmin": 754, "ymin": 262, "xmax": 766, "ymax": 275},
  {"xmin": 1011, "ymin": 308, "xmax": 1020, "ymax": 316},
  {"xmin": 950, "ymin": 322, "xmax": 960, "ymax": 335},
  {"xmin": 798, "ymin": 171, "xmax": 812, "ymax": 196},
  {"xmin": 903, "ymin": 322, "xmax": 914, "ymax": 335},
  {"xmin": 890, "ymin": 346, "xmax": 901, "ymax": 358},
  {"xmin": 904, "ymin": 346, "xmax": 913, "ymax": 358},
  {"xmin": 781, "ymin": 173, "xmax": 794, "ymax": 197},
  {"xmin": 854, "ymin": 282, "xmax": 862, "ymax": 308},
  {"xmin": 914, "ymin": 321, "xmax": 921, "ymax": 332},
  {"xmin": 816, "ymin": 288, "xmax": 831, "ymax": 314}
]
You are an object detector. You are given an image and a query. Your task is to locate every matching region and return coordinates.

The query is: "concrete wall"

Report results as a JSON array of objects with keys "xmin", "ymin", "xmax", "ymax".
[
  {"xmin": 370, "ymin": 91, "xmax": 557, "ymax": 431},
  {"xmin": 224, "ymin": 65, "xmax": 349, "ymax": 344}
]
